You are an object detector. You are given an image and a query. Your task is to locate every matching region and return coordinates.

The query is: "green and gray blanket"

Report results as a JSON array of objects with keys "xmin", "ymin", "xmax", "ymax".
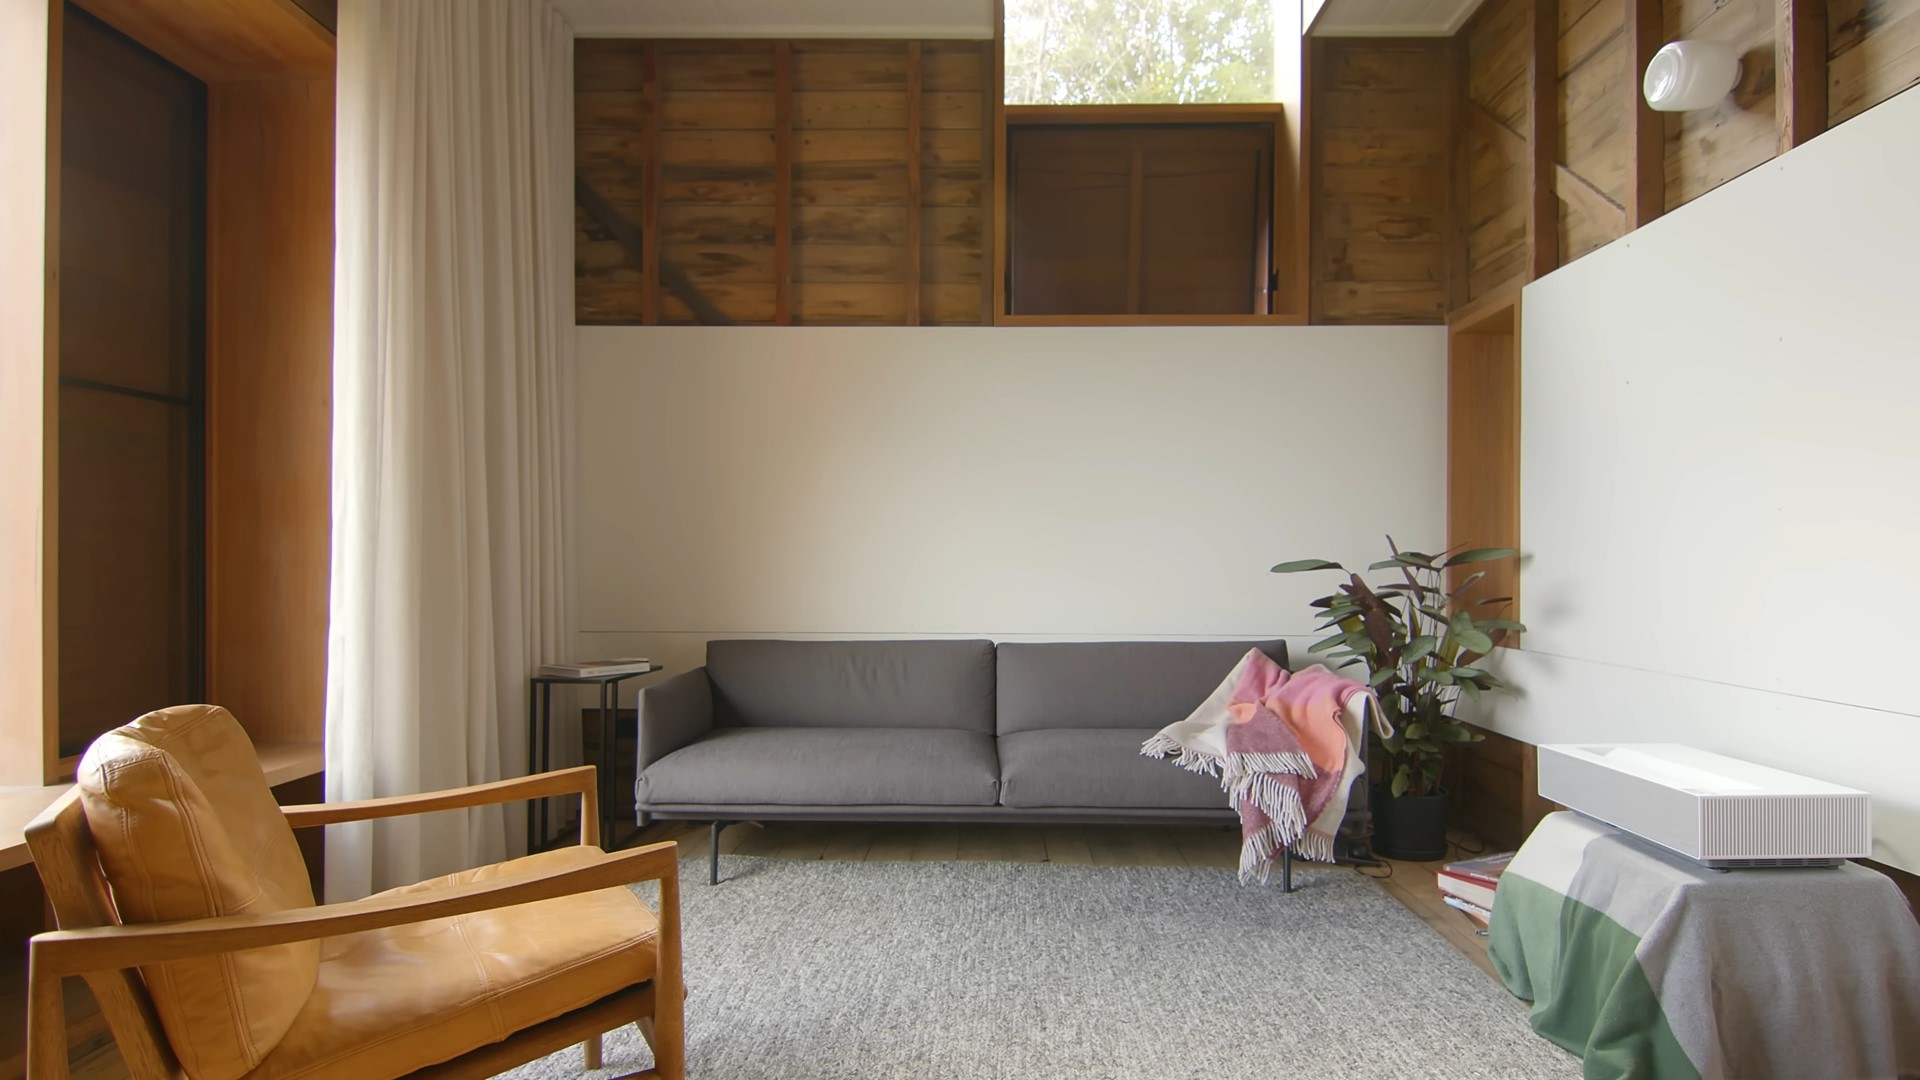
[{"xmin": 1489, "ymin": 812, "xmax": 1920, "ymax": 1080}]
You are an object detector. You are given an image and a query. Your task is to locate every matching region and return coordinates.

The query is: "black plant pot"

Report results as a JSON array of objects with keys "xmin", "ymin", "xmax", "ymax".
[{"xmin": 1372, "ymin": 787, "xmax": 1450, "ymax": 861}]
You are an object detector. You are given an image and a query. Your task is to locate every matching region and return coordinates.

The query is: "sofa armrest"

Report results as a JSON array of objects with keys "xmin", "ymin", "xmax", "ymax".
[{"xmin": 637, "ymin": 667, "xmax": 714, "ymax": 776}]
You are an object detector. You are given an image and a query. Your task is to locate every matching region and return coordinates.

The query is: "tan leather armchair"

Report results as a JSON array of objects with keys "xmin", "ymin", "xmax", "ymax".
[{"xmin": 24, "ymin": 705, "xmax": 685, "ymax": 1080}]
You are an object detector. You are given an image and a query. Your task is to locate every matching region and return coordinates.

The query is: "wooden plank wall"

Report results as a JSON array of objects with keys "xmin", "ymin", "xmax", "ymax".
[
  {"xmin": 1557, "ymin": 0, "xmax": 1631, "ymax": 262},
  {"xmin": 1663, "ymin": 0, "xmax": 1778, "ymax": 210},
  {"xmin": 1460, "ymin": 0, "xmax": 1532, "ymax": 301},
  {"xmin": 1443, "ymin": 0, "xmax": 1919, "ymax": 281},
  {"xmin": 1831, "ymin": 0, "xmax": 1920, "ymax": 123},
  {"xmin": 1310, "ymin": 39, "xmax": 1451, "ymax": 324},
  {"xmin": 576, "ymin": 39, "xmax": 991, "ymax": 326}
]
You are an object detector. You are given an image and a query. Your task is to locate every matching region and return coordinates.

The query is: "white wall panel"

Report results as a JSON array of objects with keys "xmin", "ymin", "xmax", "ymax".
[
  {"xmin": 575, "ymin": 325, "xmax": 1445, "ymax": 676},
  {"xmin": 1501, "ymin": 86, "xmax": 1920, "ymax": 871}
]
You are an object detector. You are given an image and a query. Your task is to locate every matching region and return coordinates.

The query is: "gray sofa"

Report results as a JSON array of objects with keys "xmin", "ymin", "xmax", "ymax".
[{"xmin": 635, "ymin": 638, "xmax": 1371, "ymax": 883}]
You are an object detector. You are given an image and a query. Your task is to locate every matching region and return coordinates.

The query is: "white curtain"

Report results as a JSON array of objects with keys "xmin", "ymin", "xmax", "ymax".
[{"xmin": 327, "ymin": 0, "xmax": 576, "ymax": 900}]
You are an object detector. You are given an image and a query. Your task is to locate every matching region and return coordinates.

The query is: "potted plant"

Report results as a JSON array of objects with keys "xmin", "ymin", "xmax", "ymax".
[{"xmin": 1271, "ymin": 539, "xmax": 1524, "ymax": 861}]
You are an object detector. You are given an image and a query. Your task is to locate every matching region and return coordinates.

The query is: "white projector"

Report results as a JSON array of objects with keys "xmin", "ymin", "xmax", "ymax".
[{"xmin": 1536, "ymin": 743, "xmax": 1872, "ymax": 868}]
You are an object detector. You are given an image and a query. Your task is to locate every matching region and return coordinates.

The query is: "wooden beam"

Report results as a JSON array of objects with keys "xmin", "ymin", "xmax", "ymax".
[
  {"xmin": 1446, "ymin": 36, "xmax": 1471, "ymax": 314},
  {"xmin": 575, "ymin": 178, "xmax": 733, "ymax": 327},
  {"xmin": 905, "ymin": 42, "xmax": 922, "ymax": 327},
  {"xmin": 1626, "ymin": 0, "xmax": 1665, "ymax": 227},
  {"xmin": 979, "ymin": 41, "xmax": 995, "ymax": 325},
  {"xmin": 1470, "ymin": 103, "xmax": 1525, "ymax": 152},
  {"xmin": 640, "ymin": 42, "xmax": 661, "ymax": 326},
  {"xmin": 0, "ymin": 0, "xmax": 60, "ymax": 786},
  {"xmin": 1305, "ymin": 36, "xmax": 1325, "ymax": 325},
  {"xmin": 773, "ymin": 42, "xmax": 793, "ymax": 326},
  {"xmin": 1777, "ymin": 0, "xmax": 1828, "ymax": 152},
  {"xmin": 1125, "ymin": 150, "xmax": 1144, "ymax": 314},
  {"xmin": 1525, "ymin": 0, "xmax": 1560, "ymax": 281},
  {"xmin": 991, "ymin": 0, "xmax": 1007, "ymax": 323},
  {"xmin": 1553, "ymin": 164, "xmax": 1628, "ymax": 232}
]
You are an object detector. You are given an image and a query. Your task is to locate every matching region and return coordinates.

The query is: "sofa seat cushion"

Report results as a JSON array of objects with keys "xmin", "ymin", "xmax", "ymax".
[
  {"xmin": 639, "ymin": 726, "xmax": 1000, "ymax": 807},
  {"xmin": 999, "ymin": 728, "xmax": 1231, "ymax": 810},
  {"xmin": 244, "ymin": 847, "xmax": 658, "ymax": 1080}
]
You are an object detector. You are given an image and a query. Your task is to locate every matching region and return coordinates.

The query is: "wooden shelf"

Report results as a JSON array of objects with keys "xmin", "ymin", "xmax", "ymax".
[
  {"xmin": 0, "ymin": 785, "xmax": 72, "ymax": 874},
  {"xmin": 255, "ymin": 740, "xmax": 326, "ymax": 789},
  {"xmin": 0, "ymin": 741, "xmax": 320, "ymax": 876}
]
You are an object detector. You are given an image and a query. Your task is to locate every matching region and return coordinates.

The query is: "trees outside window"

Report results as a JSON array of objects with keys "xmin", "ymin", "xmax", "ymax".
[{"xmin": 1004, "ymin": 0, "xmax": 1282, "ymax": 105}]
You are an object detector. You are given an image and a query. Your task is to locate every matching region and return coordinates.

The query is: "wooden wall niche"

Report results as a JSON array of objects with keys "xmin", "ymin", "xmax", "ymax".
[
  {"xmin": 1309, "ymin": 38, "xmax": 1452, "ymax": 324},
  {"xmin": 1444, "ymin": 291, "xmax": 1542, "ymax": 848},
  {"xmin": 0, "ymin": 0, "xmax": 333, "ymax": 785},
  {"xmin": 576, "ymin": 38, "xmax": 993, "ymax": 326}
]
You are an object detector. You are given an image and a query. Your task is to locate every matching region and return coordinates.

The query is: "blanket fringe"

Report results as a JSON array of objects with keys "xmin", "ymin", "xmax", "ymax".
[
  {"xmin": 1140, "ymin": 734, "xmax": 1221, "ymax": 778},
  {"xmin": 1144, "ymin": 735, "xmax": 1340, "ymax": 884}
]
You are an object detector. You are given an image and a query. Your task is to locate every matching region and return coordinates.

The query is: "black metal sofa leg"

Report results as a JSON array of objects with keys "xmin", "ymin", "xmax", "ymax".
[
  {"xmin": 710, "ymin": 820, "xmax": 724, "ymax": 886},
  {"xmin": 1282, "ymin": 846, "xmax": 1293, "ymax": 894}
]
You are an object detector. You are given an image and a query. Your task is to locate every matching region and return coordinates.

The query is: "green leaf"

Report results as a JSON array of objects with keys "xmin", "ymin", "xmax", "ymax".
[
  {"xmin": 1419, "ymin": 605, "xmax": 1452, "ymax": 624},
  {"xmin": 1368, "ymin": 666, "xmax": 1397, "ymax": 687},
  {"xmin": 1442, "ymin": 547, "xmax": 1518, "ymax": 567},
  {"xmin": 1336, "ymin": 658, "xmax": 1365, "ymax": 671},
  {"xmin": 1455, "ymin": 629, "xmax": 1495, "ymax": 654},
  {"xmin": 1272, "ymin": 559, "xmax": 1343, "ymax": 573},
  {"xmin": 1449, "ymin": 610, "xmax": 1474, "ymax": 634},
  {"xmin": 1421, "ymin": 756, "xmax": 1445, "ymax": 780},
  {"xmin": 1451, "ymin": 666, "xmax": 1485, "ymax": 679},
  {"xmin": 1404, "ymin": 722, "xmax": 1428, "ymax": 739},
  {"xmin": 1447, "ymin": 570, "xmax": 1488, "ymax": 596},
  {"xmin": 1460, "ymin": 680, "xmax": 1482, "ymax": 701},
  {"xmin": 1307, "ymin": 633, "xmax": 1346, "ymax": 654},
  {"xmin": 1390, "ymin": 765, "xmax": 1411, "ymax": 798},
  {"xmin": 1476, "ymin": 618, "xmax": 1527, "ymax": 632},
  {"xmin": 1473, "ymin": 596, "xmax": 1514, "ymax": 607},
  {"xmin": 1402, "ymin": 635, "xmax": 1438, "ymax": 664}
]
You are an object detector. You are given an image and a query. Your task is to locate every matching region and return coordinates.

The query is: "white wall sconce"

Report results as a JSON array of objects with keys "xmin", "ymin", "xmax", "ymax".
[{"xmin": 1643, "ymin": 40, "xmax": 1742, "ymax": 111}]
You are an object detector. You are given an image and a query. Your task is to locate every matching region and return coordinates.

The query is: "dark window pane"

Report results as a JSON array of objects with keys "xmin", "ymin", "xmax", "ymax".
[{"xmin": 57, "ymin": 6, "xmax": 205, "ymax": 756}]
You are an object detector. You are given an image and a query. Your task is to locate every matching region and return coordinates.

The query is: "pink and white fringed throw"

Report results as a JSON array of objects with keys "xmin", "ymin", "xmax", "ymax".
[{"xmin": 1142, "ymin": 650, "xmax": 1387, "ymax": 884}]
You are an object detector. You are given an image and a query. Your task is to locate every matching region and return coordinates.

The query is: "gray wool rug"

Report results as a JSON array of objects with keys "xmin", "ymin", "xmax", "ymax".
[{"xmin": 498, "ymin": 856, "xmax": 1578, "ymax": 1080}]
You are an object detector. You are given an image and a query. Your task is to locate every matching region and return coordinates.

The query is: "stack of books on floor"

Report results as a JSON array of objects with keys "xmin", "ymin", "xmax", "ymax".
[{"xmin": 1436, "ymin": 851, "xmax": 1514, "ymax": 929}]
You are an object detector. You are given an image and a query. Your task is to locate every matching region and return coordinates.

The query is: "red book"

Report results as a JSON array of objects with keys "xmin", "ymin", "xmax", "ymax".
[{"xmin": 1436, "ymin": 851, "xmax": 1514, "ymax": 910}]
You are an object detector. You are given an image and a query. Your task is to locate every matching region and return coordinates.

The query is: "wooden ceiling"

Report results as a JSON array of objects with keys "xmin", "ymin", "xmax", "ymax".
[
  {"xmin": 74, "ymin": 0, "xmax": 333, "ymax": 82},
  {"xmin": 554, "ymin": 0, "xmax": 994, "ymax": 38},
  {"xmin": 1311, "ymin": 0, "xmax": 1489, "ymax": 35}
]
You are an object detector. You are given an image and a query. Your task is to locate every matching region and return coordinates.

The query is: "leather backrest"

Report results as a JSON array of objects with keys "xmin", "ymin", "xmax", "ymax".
[
  {"xmin": 708, "ymin": 639, "xmax": 997, "ymax": 731},
  {"xmin": 995, "ymin": 640, "xmax": 1292, "ymax": 734},
  {"xmin": 76, "ymin": 705, "xmax": 319, "ymax": 1080}
]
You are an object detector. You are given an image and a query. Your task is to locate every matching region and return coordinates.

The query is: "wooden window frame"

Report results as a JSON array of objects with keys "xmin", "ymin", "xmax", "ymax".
[{"xmin": 993, "ymin": 103, "xmax": 1303, "ymax": 327}]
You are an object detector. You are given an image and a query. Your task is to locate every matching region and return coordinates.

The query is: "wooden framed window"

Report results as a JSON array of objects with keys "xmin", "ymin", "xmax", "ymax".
[{"xmin": 1000, "ymin": 105, "xmax": 1291, "ymax": 325}]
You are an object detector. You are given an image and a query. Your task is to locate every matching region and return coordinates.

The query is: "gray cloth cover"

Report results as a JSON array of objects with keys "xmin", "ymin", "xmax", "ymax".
[
  {"xmin": 998, "ymin": 729, "xmax": 1231, "ymax": 810},
  {"xmin": 994, "ymin": 639, "xmax": 1291, "ymax": 735},
  {"xmin": 636, "ymin": 667, "xmax": 714, "ymax": 772},
  {"xmin": 637, "ymin": 727, "xmax": 1001, "ymax": 807},
  {"xmin": 708, "ymin": 639, "xmax": 996, "ymax": 732}
]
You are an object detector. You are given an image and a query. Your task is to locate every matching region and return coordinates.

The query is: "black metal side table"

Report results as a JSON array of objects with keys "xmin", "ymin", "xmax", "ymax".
[{"xmin": 527, "ymin": 665, "xmax": 662, "ymax": 852}]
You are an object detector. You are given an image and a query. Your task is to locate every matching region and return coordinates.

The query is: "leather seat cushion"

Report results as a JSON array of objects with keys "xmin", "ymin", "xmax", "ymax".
[
  {"xmin": 998, "ymin": 728, "xmax": 1232, "ymax": 810},
  {"xmin": 639, "ymin": 726, "xmax": 1000, "ymax": 807},
  {"xmin": 77, "ymin": 706, "xmax": 320, "ymax": 1080},
  {"xmin": 244, "ymin": 847, "xmax": 659, "ymax": 1080}
]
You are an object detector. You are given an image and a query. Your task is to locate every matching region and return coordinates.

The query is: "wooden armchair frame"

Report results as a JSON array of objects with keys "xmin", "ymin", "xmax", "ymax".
[{"xmin": 25, "ymin": 765, "xmax": 685, "ymax": 1080}]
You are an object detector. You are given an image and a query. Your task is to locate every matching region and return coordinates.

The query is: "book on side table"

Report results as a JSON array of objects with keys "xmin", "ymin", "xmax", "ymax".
[{"xmin": 536, "ymin": 658, "xmax": 653, "ymax": 678}]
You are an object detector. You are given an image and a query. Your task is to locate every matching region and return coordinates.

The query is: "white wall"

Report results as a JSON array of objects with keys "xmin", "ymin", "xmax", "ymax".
[
  {"xmin": 576, "ymin": 325, "xmax": 1445, "ymax": 681},
  {"xmin": 1483, "ymin": 86, "xmax": 1920, "ymax": 872}
]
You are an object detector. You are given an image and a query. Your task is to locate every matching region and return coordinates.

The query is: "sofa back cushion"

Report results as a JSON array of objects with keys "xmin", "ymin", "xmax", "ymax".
[
  {"xmin": 995, "ymin": 640, "xmax": 1291, "ymax": 735},
  {"xmin": 708, "ymin": 639, "xmax": 997, "ymax": 732},
  {"xmin": 76, "ymin": 705, "xmax": 319, "ymax": 1080}
]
